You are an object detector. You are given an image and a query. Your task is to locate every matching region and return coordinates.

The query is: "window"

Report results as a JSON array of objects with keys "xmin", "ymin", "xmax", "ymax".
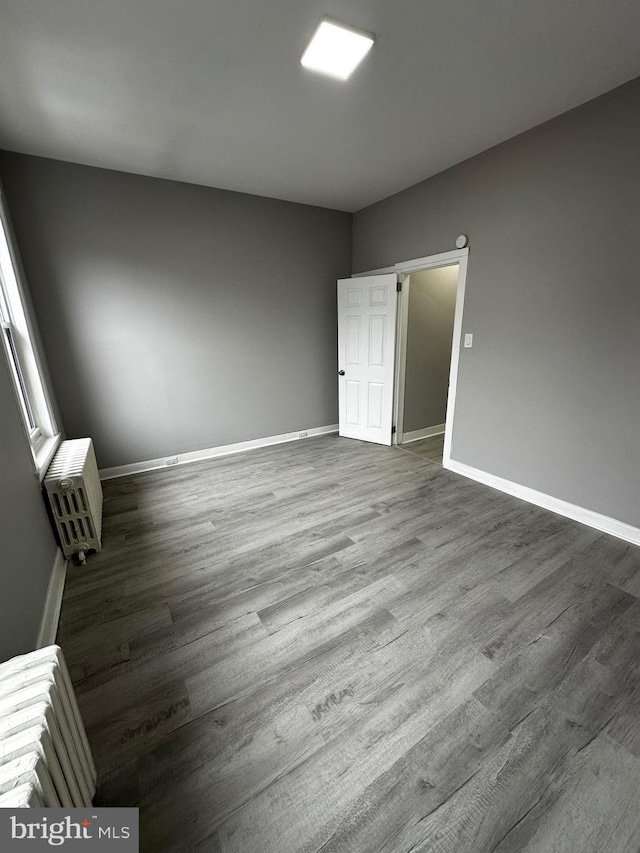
[{"xmin": 0, "ymin": 188, "xmax": 59, "ymax": 477}]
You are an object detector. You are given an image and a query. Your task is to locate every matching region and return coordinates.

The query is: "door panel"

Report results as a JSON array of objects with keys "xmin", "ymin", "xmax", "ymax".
[
  {"xmin": 346, "ymin": 317, "xmax": 361, "ymax": 364},
  {"xmin": 337, "ymin": 274, "xmax": 397, "ymax": 445}
]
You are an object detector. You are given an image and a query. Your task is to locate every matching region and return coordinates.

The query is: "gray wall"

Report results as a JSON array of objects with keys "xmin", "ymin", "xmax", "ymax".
[
  {"xmin": 354, "ymin": 76, "xmax": 640, "ymax": 528},
  {"xmin": 0, "ymin": 153, "xmax": 352, "ymax": 470},
  {"xmin": 404, "ymin": 266, "xmax": 457, "ymax": 434},
  {"xmin": 0, "ymin": 344, "xmax": 58, "ymax": 660}
]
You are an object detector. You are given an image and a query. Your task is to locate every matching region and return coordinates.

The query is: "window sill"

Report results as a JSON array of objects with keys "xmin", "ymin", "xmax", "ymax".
[{"xmin": 35, "ymin": 434, "xmax": 61, "ymax": 482}]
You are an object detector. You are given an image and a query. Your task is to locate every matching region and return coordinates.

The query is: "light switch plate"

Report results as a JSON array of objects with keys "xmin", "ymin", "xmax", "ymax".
[{"xmin": 464, "ymin": 333, "xmax": 473, "ymax": 348}]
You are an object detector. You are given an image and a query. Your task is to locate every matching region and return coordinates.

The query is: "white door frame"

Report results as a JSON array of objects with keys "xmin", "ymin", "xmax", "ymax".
[
  {"xmin": 353, "ymin": 247, "xmax": 470, "ymax": 467},
  {"xmin": 337, "ymin": 274, "xmax": 399, "ymax": 446}
]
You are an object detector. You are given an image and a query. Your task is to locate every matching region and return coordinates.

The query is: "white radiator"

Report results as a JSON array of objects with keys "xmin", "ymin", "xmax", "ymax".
[
  {"xmin": 0, "ymin": 645, "xmax": 96, "ymax": 808},
  {"xmin": 44, "ymin": 438, "xmax": 103, "ymax": 564}
]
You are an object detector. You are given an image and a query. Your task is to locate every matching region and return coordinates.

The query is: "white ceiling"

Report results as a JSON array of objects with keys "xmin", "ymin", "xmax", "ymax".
[{"xmin": 1, "ymin": 0, "xmax": 639, "ymax": 212}]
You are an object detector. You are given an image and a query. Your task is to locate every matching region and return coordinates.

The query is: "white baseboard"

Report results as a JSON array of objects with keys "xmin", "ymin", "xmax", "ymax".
[
  {"xmin": 446, "ymin": 458, "xmax": 640, "ymax": 547},
  {"xmin": 99, "ymin": 424, "xmax": 340, "ymax": 481},
  {"xmin": 36, "ymin": 549, "xmax": 67, "ymax": 649},
  {"xmin": 402, "ymin": 424, "xmax": 446, "ymax": 444}
]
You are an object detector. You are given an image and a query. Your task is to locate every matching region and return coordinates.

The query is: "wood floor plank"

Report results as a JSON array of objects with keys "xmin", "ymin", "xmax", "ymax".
[
  {"xmin": 185, "ymin": 575, "xmax": 408, "ymax": 718},
  {"xmin": 492, "ymin": 525, "xmax": 600, "ymax": 602},
  {"xmin": 474, "ymin": 582, "xmax": 635, "ymax": 730},
  {"xmin": 308, "ymin": 697, "xmax": 511, "ymax": 853},
  {"xmin": 217, "ymin": 643, "xmax": 496, "ymax": 853},
  {"xmin": 494, "ymin": 734, "xmax": 640, "ymax": 853},
  {"xmin": 135, "ymin": 614, "xmax": 409, "ymax": 851},
  {"xmin": 140, "ymin": 701, "xmax": 325, "ymax": 853},
  {"xmin": 399, "ymin": 434, "xmax": 445, "ymax": 463},
  {"xmin": 62, "ymin": 603, "xmax": 173, "ymax": 682},
  {"xmin": 401, "ymin": 704, "xmax": 598, "ymax": 853},
  {"xmin": 54, "ymin": 434, "xmax": 640, "ymax": 853}
]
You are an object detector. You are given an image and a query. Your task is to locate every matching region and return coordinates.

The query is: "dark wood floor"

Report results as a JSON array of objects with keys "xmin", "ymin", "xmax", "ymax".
[{"xmin": 57, "ymin": 435, "xmax": 640, "ymax": 853}]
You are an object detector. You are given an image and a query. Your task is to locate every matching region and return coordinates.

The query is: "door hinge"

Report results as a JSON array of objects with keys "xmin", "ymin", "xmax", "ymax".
[
  {"xmin": 396, "ymin": 280, "xmax": 402, "ymax": 292},
  {"xmin": 392, "ymin": 425, "xmax": 396, "ymax": 434}
]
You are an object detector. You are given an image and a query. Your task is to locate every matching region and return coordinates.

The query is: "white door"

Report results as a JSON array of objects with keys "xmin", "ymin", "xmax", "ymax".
[{"xmin": 337, "ymin": 274, "xmax": 398, "ymax": 445}]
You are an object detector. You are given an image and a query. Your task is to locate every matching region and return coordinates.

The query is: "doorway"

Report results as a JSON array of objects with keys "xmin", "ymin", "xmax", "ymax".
[
  {"xmin": 396, "ymin": 265, "xmax": 458, "ymax": 460},
  {"xmin": 338, "ymin": 247, "xmax": 469, "ymax": 466}
]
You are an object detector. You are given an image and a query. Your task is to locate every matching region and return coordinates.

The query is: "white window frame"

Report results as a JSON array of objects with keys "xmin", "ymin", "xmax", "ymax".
[{"xmin": 0, "ymin": 188, "xmax": 60, "ymax": 478}]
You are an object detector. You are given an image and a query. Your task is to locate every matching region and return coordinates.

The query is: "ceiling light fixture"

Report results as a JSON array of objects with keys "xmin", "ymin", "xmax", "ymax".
[{"xmin": 301, "ymin": 18, "xmax": 374, "ymax": 81}]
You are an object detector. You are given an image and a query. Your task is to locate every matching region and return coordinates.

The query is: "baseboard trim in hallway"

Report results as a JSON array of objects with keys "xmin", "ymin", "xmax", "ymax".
[{"xmin": 402, "ymin": 424, "xmax": 446, "ymax": 443}]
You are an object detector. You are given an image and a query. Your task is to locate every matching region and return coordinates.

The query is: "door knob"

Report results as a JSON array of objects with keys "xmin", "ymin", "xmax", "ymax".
[{"xmin": 338, "ymin": 370, "xmax": 345, "ymax": 376}]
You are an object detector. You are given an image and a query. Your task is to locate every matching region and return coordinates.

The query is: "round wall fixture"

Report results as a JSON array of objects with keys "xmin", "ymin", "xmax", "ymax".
[{"xmin": 456, "ymin": 234, "xmax": 468, "ymax": 248}]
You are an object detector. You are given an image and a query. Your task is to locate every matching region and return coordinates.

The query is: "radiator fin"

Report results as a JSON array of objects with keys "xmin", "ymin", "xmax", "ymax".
[
  {"xmin": 44, "ymin": 438, "xmax": 103, "ymax": 559},
  {"xmin": 0, "ymin": 646, "xmax": 96, "ymax": 808}
]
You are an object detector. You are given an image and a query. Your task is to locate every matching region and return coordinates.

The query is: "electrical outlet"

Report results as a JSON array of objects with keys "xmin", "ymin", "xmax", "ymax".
[
  {"xmin": 464, "ymin": 333, "xmax": 473, "ymax": 348},
  {"xmin": 298, "ymin": 431, "xmax": 308, "ymax": 438},
  {"xmin": 165, "ymin": 456, "xmax": 179, "ymax": 466}
]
